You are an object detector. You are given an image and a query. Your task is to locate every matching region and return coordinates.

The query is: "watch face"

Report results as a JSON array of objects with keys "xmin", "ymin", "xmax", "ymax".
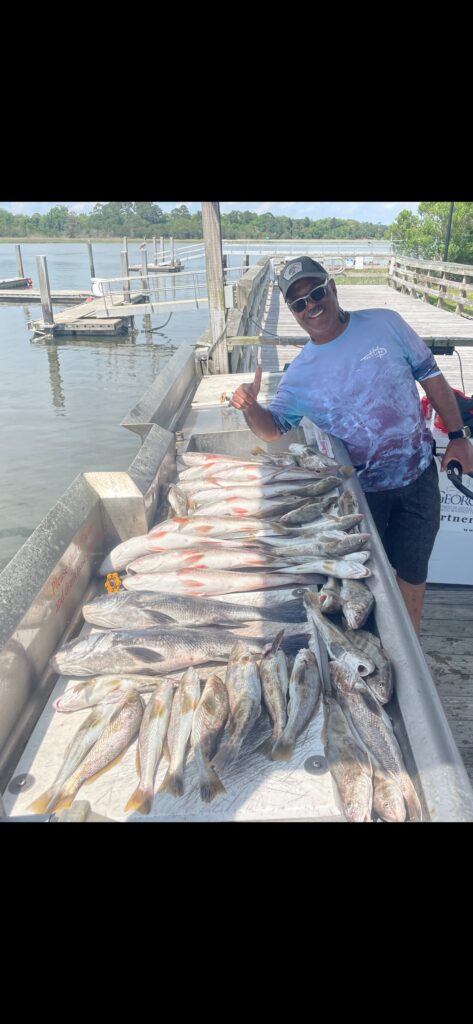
[{"xmin": 464, "ymin": 426, "xmax": 472, "ymax": 438}]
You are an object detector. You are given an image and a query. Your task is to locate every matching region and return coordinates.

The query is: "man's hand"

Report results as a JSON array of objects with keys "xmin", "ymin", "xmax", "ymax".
[
  {"xmin": 441, "ymin": 437, "xmax": 473, "ymax": 475},
  {"xmin": 229, "ymin": 366, "xmax": 262, "ymax": 411}
]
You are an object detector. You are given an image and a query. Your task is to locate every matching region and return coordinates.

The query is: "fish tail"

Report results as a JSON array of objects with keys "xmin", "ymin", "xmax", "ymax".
[
  {"xmin": 200, "ymin": 766, "xmax": 226, "ymax": 803},
  {"xmin": 158, "ymin": 769, "xmax": 184, "ymax": 798},
  {"xmin": 212, "ymin": 740, "xmax": 238, "ymax": 773},
  {"xmin": 255, "ymin": 737, "xmax": 275, "ymax": 759},
  {"xmin": 270, "ymin": 735, "xmax": 294, "ymax": 762},
  {"xmin": 28, "ymin": 788, "xmax": 58, "ymax": 814},
  {"xmin": 124, "ymin": 785, "xmax": 154, "ymax": 815}
]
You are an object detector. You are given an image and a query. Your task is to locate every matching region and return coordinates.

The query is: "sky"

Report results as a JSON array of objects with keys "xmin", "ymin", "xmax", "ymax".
[{"xmin": 0, "ymin": 200, "xmax": 420, "ymax": 225}]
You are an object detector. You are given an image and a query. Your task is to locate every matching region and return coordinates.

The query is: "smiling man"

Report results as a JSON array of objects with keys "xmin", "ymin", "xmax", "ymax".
[{"xmin": 229, "ymin": 256, "xmax": 473, "ymax": 634}]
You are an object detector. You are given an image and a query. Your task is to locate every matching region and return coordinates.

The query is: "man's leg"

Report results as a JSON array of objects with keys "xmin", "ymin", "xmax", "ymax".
[{"xmin": 396, "ymin": 578, "xmax": 426, "ymax": 636}]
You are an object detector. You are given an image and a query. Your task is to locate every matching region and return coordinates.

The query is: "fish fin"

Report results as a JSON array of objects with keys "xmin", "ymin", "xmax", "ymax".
[
  {"xmin": 270, "ymin": 736, "xmax": 294, "ymax": 762},
  {"xmin": 147, "ymin": 610, "xmax": 176, "ymax": 625},
  {"xmin": 125, "ymin": 647, "xmax": 164, "ymax": 662},
  {"xmin": 124, "ymin": 786, "xmax": 153, "ymax": 815},
  {"xmin": 200, "ymin": 767, "xmax": 226, "ymax": 803},
  {"xmin": 158, "ymin": 769, "xmax": 184, "ymax": 798}
]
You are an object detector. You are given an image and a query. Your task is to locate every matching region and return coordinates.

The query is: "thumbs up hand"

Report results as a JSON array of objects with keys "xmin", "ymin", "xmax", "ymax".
[{"xmin": 229, "ymin": 366, "xmax": 262, "ymax": 411}]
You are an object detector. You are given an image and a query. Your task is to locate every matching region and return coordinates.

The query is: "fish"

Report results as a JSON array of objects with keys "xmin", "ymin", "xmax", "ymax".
[
  {"xmin": 276, "ymin": 557, "xmax": 370, "ymax": 579},
  {"xmin": 251, "ymin": 446, "xmax": 298, "ymax": 466},
  {"xmin": 187, "ymin": 495, "xmax": 316, "ymax": 519},
  {"xmin": 53, "ymin": 674, "xmax": 158, "ymax": 712},
  {"xmin": 259, "ymin": 630, "xmax": 289, "ymax": 747},
  {"xmin": 212, "ymin": 642, "xmax": 262, "ymax": 772},
  {"xmin": 99, "ymin": 516, "xmax": 282, "ymax": 573},
  {"xmin": 51, "ymin": 625, "xmax": 265, "ymax": 678},
  {"xmin": 270, "ymin": 513, "xmax": 364, "ymax": 536},
  {"xmin": 271, "ymin": 648, "xmax": 321, "ymax": 761},
  {"xmin": 157, "ymin": 668, "xmax": 201, "ymax": 798},
  {"xmin": 178, "ymin": 452, "xmax": 260, "ymax": 468},
  {"xmin": 279, "ymin": 495, "xmax": 339, "ymax": 525},
  {"xmin": 337, "ymin": 490, "xmax": 360, "ymax": 518},
  {"xmin": 125, "ymin": 679, "xmax": 175, "ymax": 814},
  {"xmin": 191, "ymin": 673, "xmax": 229, "ymax": 802},
  {"xmin": 339, "ymin": 579, "xmax": 375, "ymax": 630},
  {"xmin": 372, "ymin": 765, "xmax": 406, "ymax": 822},
  {"xmin": 342, "ymin": 628, "xmax": 393, "ymax": 704},
  {"xmin": 329, "ymin": 660, "xmax": 422, "ymax": 821},
  {"xmin": 45, "ymin": 689, "xmax": 144, "ymax": 812},
  {"xmin": 259, "ymin": 531, "xmax": 371, "ymax": 559},
  {"xmin": 82, "ymin": 590, "xmax": 305, "ymax": 630},
  {"xmin": 322, "ymin": 695, "xmax": 373, "ymax": 822},
  {"xmin": 319, "ymin": 577, "xmax": 342, "ymax": 614},
  {"xmin": 125, "ymin": 547, "xmax": 287, "ymax": 574},
  {"xmin": 288, "ymin": 443, "xmax": 353, "ymax": 476},
  {"xmin": 301, "ymin": 589, "xmax": 376, "ymax": 675},
  {"xmin": 28, "ymin": 702, "xmax": 118, "ymax": 813},
  {"xmin": 188, "ymin": 480, "xmax": 342, "ymax": 506},
  {"xmin": 215, "ymin": 588, "xmax": 306, "ymax": 610},
  {"xmin": 122, "ymin": 569, "xmax": 320, "ymax": 597}
]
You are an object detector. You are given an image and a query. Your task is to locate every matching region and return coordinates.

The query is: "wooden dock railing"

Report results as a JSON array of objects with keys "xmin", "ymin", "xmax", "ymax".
[{"xmin": 389, "ymin": 256, "xmax": 473, "ymax": 316}]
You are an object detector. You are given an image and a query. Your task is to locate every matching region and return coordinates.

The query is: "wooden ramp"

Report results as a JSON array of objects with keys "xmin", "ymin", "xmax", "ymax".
[
  {"xmin": 259, "ymin": 283, "xmax": 473, "ymax": 373},
  {"xmin": 0, "ymin": 289, "xmax": 92, "ymax": 304}
]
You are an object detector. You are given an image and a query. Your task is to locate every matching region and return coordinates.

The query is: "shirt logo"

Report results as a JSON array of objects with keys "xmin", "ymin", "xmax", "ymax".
[{"xmin": 361, "ymin": 346, "xmax": 387, "ymax": 361}]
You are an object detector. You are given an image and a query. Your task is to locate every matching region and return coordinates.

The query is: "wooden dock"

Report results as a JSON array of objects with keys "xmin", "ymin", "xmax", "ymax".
[
  {"xmin": 0, "ymin": 289, "xmax": 93, "ymax": 304},
  {"xmin": 29, "ymin": 292, "xmax": 147, "ymax": 336}
]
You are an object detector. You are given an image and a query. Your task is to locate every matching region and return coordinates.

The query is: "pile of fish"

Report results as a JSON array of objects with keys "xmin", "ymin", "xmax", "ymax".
[
  {"xmin": 35, "ymin": 635, "xmax": 321, "ymax": 814},
  {"xmin": 42, "ymin": 443, "xmax": 422, "ymax": 822}
]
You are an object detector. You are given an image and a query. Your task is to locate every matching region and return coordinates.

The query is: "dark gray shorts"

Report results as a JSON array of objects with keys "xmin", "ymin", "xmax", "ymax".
[{"xmin": 364, "ymin": 460, "xmax": 441, "ymax": 585}]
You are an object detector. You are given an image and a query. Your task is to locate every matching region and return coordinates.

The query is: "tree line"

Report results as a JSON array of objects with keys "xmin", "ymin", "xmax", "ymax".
[{"xmin": 0, "ymin": 202, "xmax": 389, "ymax": 241}]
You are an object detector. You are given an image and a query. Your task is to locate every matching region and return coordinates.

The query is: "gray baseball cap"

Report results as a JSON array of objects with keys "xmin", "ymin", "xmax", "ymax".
[{"xmin": 278, "ymin": 256, "xmax": 328, "ymax": 300}]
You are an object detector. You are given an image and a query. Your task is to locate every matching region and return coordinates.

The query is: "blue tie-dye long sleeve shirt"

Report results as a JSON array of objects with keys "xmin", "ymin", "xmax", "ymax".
[{"xmin": 267, "ymin": 308, "xmax": 440, "ymax": 492}]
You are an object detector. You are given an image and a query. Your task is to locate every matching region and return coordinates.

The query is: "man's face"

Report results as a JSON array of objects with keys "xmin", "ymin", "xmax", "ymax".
[{"xmin": 286, "ymin": 275, "xmax": 339, "ymax": 337}]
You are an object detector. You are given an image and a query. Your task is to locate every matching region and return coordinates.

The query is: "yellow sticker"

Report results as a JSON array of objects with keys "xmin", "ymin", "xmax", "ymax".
[{"xmin": 105, "ymin": 572, "xmax": 122, "ymax": 594}]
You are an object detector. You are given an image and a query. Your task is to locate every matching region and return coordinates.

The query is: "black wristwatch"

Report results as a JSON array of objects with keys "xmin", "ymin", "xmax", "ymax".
[{"xmin": 448, "ymin": 426, "xmax": 472, "ymax": 440}]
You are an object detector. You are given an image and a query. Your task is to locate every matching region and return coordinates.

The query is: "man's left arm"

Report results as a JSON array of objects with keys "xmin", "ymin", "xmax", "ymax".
[{"xmin": 422, "ymin": 374, "xmax": 473, "ymax": 473}]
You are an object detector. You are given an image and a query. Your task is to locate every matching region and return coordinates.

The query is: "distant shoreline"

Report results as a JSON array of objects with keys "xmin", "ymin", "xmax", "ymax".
[{"xmin": 0, "ymin": 236, "xmax": 391, "ymax": 245}]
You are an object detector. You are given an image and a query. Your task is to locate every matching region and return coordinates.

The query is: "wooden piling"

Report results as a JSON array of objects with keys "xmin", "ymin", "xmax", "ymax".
[
  {"xmin": 153, "ymin": 236, "xmax": 158, "ymax": 265},
  {"xmin": 123, "ymin": 236, "xmax": 128, "ymax": 253},
  {"xmin": 170, "ymin": 237, "xmax": 175, "ymax": 263},
  {"xmin": 15, "ymin": 245, "xmax": 24, "ymax": 278},
  {"xmin": 141, "ymin": 248, "xmax": 149, "ymax": 294},
  {"xmin": 160, "ymin": 236, "xmax": 164, "ymax": 261},
  {"xmin": 201, "ymin": 202, "xmax": 228, "ymax": 374},
  {"xmin": 87, "ymin": 241, "xmax": 95, "ymax": 279},
  {"xmin": 121, "ymin": 251, "xmax": 130, "ymax": 303},
  {"xmin": 37, "ymin": 255, "xmax": 54, "ymax": 327}
]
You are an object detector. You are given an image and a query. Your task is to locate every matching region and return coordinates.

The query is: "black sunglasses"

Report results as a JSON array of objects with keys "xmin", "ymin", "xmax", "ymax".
[{"xmin": 287, "ymin": 278, "xmax": 329, "ymax": 314}]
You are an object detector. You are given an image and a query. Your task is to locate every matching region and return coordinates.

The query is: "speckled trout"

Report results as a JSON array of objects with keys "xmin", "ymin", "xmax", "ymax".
[
  {"xmin": 191, "ymin": 674, "xmax": 229, "ymax": 802},
  {"xmin": 157, "ymin": 668, "xmax": 201, "ymax": 798},
  {"xmin": 125, "ymin": 679, "xmax": 174, "ymax": 815}
]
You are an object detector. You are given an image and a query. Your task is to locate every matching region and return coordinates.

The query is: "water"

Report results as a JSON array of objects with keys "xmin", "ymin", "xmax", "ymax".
[{"xmin": 0, "ymin": 238, "xmax": 392, "ymax": 571}]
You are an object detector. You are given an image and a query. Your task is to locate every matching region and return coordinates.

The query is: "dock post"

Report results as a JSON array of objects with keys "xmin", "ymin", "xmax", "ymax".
[
  {"xmin": 87, "ymin": 240, "xmax": 95, "ymax": 280},
  {"xmin": 160, "ymin": 236, "xmax": 164, "ymax": 263},
  {"xmin": 201, "ymin": 202, "xmax": 229, "ymax": 374},
  {"xmin": 121, "ymin": 251, "xmax": 131, "ymax": 303},
  {"xmin": 15, "ymin": 244, "xmax": 24, "ymax": 278},
  {"xmin": 153, "ymin": 236, "xmax": 158, "ymax": 266},
  {"xmin": 243, "ymin": 254, "xmax": 249, "ymax": 271},
  {"xmin": 170, "ymin": 237, "xmax": 175, "ymax": 264},
  {"xmin": 37, "ymin": 255, "xmax": 55, "ymax": 328},
  {"xmin": 141, "ymin": 247, "xmax": 149, "ymax": 295},
  {"xmin": 123, "ymin": 236, "xmax": 128, "ymax": 253}
]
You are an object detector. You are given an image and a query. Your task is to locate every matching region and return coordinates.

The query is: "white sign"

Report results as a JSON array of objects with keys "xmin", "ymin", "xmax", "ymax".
[{"xmin": 427, "ymin": 453, "xmax": 473, "ymax": 584}]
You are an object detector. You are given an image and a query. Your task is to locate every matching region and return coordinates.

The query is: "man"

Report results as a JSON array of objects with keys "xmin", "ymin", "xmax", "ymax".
[{"xmin": 229, "ymin": 256, "xmax": 473, "ymax": 635}]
